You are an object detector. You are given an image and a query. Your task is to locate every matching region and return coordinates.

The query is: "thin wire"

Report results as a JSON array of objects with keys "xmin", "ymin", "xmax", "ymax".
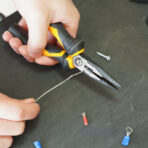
[{"xmin": 35, "ymin": 71, "xmax": 82, "ymax": 102}]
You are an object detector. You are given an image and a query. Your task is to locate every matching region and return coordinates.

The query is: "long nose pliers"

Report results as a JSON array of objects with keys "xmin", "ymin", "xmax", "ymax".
[{"xmin": 8, "ymin": 23, "xmax": 121, "ymax": 90}]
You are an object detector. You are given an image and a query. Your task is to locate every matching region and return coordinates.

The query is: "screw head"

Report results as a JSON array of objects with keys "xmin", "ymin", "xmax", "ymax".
[
  {"xmin": 106, "ymin": 56, "xmax": 111, "ymax": 61},
  {"xmin": 74, "ymin": 57, "xmax": 83, "ymax": 67}
]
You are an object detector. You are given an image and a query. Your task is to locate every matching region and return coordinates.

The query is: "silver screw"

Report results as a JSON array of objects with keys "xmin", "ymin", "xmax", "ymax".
[
  {"xmin": 96, "ymin": 51, "xmax": 111, "ymax": 61},
  {"xmin": 74, "ymin": 57, "xmax": 83, "ymax": 66}
]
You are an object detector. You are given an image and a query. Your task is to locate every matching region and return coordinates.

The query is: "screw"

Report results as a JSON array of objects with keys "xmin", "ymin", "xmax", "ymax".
[
  {"xmin": 74, "ymin": 57, "xmax": 83, "ymax": 66},
  {"xmin": 96, "ymin": 51, "xmax": 111, "ymax": 61}
]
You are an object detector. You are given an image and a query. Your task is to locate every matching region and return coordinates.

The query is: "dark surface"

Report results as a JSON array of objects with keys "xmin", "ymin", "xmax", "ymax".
[
  {"xmin": 0, "ymin": 13, "xmax": 5, "ymax": 22},
  {"xmin": 0, "ymin": 0, "xmax": 148, "ymax": 147},
  {"xmin": 130, "ymin": 0, "xmax": 148, "ymax": 4}
]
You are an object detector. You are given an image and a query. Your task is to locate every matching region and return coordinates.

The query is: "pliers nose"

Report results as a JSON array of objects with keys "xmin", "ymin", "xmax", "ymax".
[{"xmin": 73, "ymin": 54, "xmax": 121, "ymax": 90}]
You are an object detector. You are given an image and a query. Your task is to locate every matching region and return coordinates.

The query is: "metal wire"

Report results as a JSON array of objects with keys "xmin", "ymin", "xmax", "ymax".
[
  {"xmin": 126, "ymin": 127, "xmax": 133, "ymax": 136},
  {"xmin": 35, "ymin": 71, "xmax": 82, "ymax": 102}
]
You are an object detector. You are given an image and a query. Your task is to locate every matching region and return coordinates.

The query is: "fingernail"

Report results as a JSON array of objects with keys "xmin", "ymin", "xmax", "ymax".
[
  {"xmin": 2, "ymin": 33, "xmax": 6, "ymax": 41},
  {"xmin": 23, "ymin": 98, "xmax": 35, "ymax": 103},
  {"xmin": 14, "ymin": 48, "xmax": 20, "ymax": 54},
  {"xmin": 19, "ymin": 48, "xmax": 25, "ymax": 55}
]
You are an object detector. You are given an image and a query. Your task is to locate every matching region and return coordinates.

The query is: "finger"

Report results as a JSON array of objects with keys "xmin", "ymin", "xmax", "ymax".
[
  {"xmin": 0, "ymin": 136, "xmax": 13, "ymax": 148},
  {"xmin": 0, "ymin": 93, "xmax": 40, "ymax": 121},
  {"xmin": 19, "ymin": 45, "xmax": 35, "ymax": 63},
  {"xmin": 27, "ymin": 16, "xmax": 49, "ymax": 58},
  {"xmin": 47, "ymin": 31, "xmax": 57, "ymax": 45},
  {"xmin": 9, "ymin": 37, "xmax": 23, "ymax": 54},
  {"xmin": 35, "ymin": 56, "xmax": 58, "ymax": 66},
  {"xmin": 18, "ymin": 18, "xmax": 28, "ymax": 31},
  {"xmin": 22, "ymin": 98, "xmax": 35, "ymax": 103},
  {"xmin": 63, "ymin": 14, "xmax": 80, "ymax": 38},
  {"xmin": 0, "ymin": 119, "xmax": 25, "ymax": 136},
  {"xmin": 51, "ymin": 5, "xmax": 80, "ymax": 38},
  {"xmin": 2, "ymin": 31, "xmax": 13, "ymax": 42},
  {"xmin": 63, "ymin": 22, "xmax": 79, "ymax": 38},
  {"xmin": 61, "ymin": 3, "xmax": 80, "ymax": 38}
]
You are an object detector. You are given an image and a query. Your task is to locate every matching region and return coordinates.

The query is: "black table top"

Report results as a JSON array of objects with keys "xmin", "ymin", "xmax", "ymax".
[{"xmin": 0, "ymin": 0, "xmax": 148, "ymax": 147}]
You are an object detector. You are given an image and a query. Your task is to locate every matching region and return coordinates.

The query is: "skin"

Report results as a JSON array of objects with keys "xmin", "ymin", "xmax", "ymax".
[
  {"xmin": 0, "ymin": 93, "xmax": 40, "ymax": 148},
  {"xmin": 2, "ymin": 0, "xmax": 80, "ymax": 147},
  {"xmin": 3, "ymin": 0, "xmax": 80, "ymax": 66}
]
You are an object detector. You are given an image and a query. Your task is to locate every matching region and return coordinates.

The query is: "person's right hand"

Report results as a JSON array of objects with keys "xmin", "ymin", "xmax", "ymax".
[
  {"xmin": 0, "ymin": 93, "xmax": 40, "ymax": 148},
  {"xmin": 3, "ymin": 0, "xmax": 80, "ymax": 66}
]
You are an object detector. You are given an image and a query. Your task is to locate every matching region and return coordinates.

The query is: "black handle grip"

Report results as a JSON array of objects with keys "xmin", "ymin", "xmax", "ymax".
[
  {"xmin": 50, "ymin": 23, "xmax": 85, "ymax": 55},
  {"xmin": 0, "ymin": 13, "xmax": 5, "ymax": 22},
  {"xmin": 8, "ymin": 24, "xmax": 28, "ymax": 44},
  {"xmin": 8, "ymin": 24, "xmax": 70, "ymax": 70}
]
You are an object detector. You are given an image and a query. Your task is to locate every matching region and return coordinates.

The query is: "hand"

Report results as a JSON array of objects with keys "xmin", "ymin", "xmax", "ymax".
[
  {"xmin": 3, "ymin": 0, "xmax": 80, "ymax": 66},
  {"xmin": 0, "ymin": 93, "xmax": 40, "ymax": 148}
]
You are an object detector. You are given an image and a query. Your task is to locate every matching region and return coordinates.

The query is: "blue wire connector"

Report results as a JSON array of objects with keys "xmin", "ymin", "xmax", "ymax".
[
  {"xmin": 34, "ymin": 141, "xmax": 42, "ymax": 148},
  {"xmin": 122, "ymin": 127, "xmax": 133, "ymax": 146},
  {"xmin": 122, "ymin": 135, "xmax": 130, "ymax": 146}
]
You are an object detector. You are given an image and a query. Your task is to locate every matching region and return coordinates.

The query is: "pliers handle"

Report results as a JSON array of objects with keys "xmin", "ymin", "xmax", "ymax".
[
  {"xmin": 8, "ymin": 23, "xmax": 121, "ymax": 89},
  {"xmin": 8, "ymin": 23, "xmax": 85, "ymax": 70}
]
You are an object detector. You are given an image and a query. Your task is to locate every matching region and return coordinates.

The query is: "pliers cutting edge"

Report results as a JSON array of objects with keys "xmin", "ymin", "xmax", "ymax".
[{"xmin": 8, "ymin": 23, "xmax": 121, "ymax": 90}]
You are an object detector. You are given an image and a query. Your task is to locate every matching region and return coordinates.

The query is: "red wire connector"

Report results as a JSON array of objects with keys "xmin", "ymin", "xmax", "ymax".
[{"xmin": 82, "ymin": 112, "xmax": 88, "ymax": 126}]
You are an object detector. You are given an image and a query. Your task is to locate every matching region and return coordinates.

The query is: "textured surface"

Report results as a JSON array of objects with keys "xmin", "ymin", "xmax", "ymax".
[{"xmin": 0, "ymin": 0, "xmax": 148, "ymax": 147}]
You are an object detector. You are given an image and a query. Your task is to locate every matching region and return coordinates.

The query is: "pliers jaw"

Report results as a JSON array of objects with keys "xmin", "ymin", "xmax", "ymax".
[{"xmin": 73, "ymin": 54, "xmax": 121, "ymax": 90}]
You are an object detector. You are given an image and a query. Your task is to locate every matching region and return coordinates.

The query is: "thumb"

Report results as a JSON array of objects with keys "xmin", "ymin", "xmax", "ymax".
[{"xmin": 27, "ymin": 17, "xmax": 49, "ymax": 58}]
